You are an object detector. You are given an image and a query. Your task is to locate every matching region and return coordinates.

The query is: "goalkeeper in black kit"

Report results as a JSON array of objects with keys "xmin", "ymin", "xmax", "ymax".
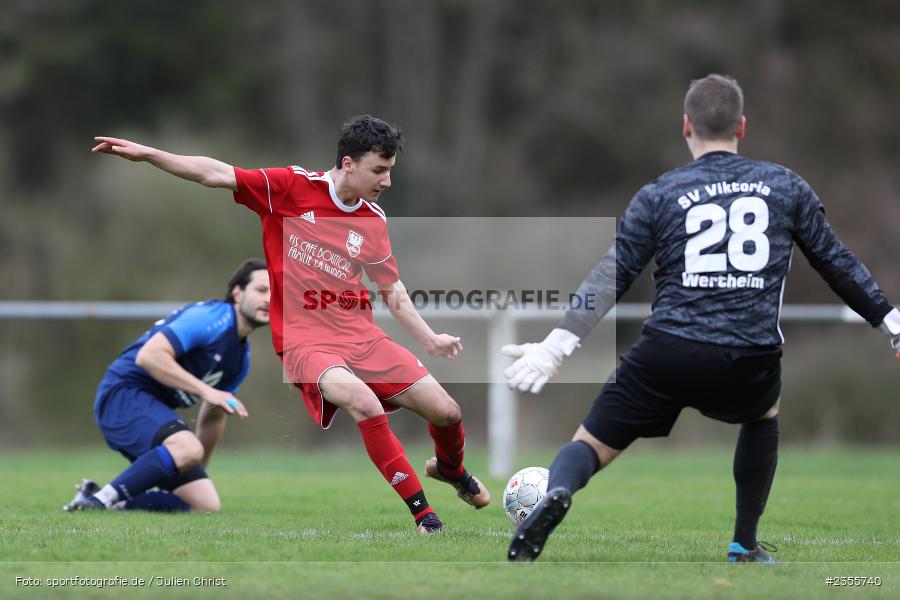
[{"xmin": 503, "ymin": 74, "xmax": 900, "ymax": 563}]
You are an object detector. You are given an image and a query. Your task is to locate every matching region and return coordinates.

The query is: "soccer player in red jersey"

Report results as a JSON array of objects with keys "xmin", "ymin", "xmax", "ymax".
[{"xmin": 92, "ymin": 116, "xmax": 490, "ymax": 532}]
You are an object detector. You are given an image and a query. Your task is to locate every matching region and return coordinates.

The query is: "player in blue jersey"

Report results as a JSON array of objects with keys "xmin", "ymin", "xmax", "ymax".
[
  {"xmin": 64, "ymin": 259, "xmax": 270, "ymax": 512},
  {"xmin": 503, "ymin": 74, "xmax": 900, "ymax": 562}
]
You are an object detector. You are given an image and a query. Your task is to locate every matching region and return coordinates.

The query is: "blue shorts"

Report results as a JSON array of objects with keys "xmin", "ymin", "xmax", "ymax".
[{"xmin": 94, "ymin": 380, "xmax": 188, "ymax": 461}]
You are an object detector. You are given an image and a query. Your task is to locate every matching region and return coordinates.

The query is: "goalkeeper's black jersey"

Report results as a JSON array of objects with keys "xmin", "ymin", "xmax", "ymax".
[{"xmin": 561, "ymin": 151, "xmax": 891, "ymax": 347}]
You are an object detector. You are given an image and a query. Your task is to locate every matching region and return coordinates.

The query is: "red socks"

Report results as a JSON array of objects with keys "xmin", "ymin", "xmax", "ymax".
[
  {"xmin": 428, "ymin": 420, "xmax": 466, "ymax": 479},
  {"xmin": 358, "ymin": 414, "xmax": 432, "ymax": 520}
]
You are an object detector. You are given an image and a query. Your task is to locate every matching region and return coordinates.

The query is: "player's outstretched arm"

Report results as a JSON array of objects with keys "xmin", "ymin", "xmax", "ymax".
[
  {"xmin": 792, "ymin": 182, "xmax": 900, "ymax": 358},
  {"xmin": 92, "ymin": 136, "xmax": 237, "ymax": 190},
  {"xmin": 500, "ymin": 187, "xmax": 654, "ymax": 393},
  {"xmin": 501, "ymin": 329, "xmax": 581, "ymax": 394},
  {"xmin": 377, "ymin": 280, "xmax": 462, "ymax": 359},
  {"xmin": 135, "ymin": 333, "xmax": 249, "ymax": 417},
  {"xmin": 196, "ymin": 401, "xmax": 228, "ymax": 467}
]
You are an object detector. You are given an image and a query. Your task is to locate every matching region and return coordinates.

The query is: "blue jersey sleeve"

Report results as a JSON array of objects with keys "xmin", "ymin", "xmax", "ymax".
[
  {"xmin": 160, "ymin": 303, "xmax": 234, "ymax": 356},
  {"xmin": 223, "ymin": 348, "xmax": 251, "ymax": 393}
]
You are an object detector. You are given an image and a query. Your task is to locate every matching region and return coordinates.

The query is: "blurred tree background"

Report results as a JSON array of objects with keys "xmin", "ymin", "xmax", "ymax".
[{"xmin": 1, "ymin": 0, "xmax": 898, "ymax": 448}]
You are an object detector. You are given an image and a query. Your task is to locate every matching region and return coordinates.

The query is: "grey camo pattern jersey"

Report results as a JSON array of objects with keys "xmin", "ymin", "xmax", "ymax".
[{"xmin": 560, "ymin": 151, "xmax": 891, "ymax": 347}]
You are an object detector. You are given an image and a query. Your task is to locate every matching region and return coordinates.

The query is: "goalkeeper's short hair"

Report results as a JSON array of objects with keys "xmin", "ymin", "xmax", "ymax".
[{"xmin": 684, "ymin": 74, "xmax": 744, "ymax": 141}]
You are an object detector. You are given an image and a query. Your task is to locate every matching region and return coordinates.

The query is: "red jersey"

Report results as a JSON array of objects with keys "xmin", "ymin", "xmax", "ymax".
[{"xmin": 233, "ymin": 166, "xmax": 399, "ymax": 353}]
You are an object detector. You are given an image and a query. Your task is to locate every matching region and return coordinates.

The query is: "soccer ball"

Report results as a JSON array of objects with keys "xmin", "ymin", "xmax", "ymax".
[{"xmin": 503, "ymin": 466, "xmax": 549, "ymax": 525}]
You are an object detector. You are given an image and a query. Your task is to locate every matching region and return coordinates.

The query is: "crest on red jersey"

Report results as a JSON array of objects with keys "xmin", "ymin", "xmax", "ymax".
[{"xmin": 346, "ymin": 230, "xmax": 364, "ymax": 258}]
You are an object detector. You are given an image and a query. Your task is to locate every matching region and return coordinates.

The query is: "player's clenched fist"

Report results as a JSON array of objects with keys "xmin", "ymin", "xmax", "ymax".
[{"xmin": 426, "ymin": 334, "xmax": 463, "ymax": 359}]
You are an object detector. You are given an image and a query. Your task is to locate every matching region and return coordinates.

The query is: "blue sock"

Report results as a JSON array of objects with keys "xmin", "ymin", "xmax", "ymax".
[
  {"xmin": 123, "ymin": 490, "xmax": 190, "ymax": 512},
  {"xmin": 548, "ymin": 440, "xmax": 600, "ymax": 494},
  {"xmin": 110, "ymin": 445, "xmax": 178, "ymax": 501}
]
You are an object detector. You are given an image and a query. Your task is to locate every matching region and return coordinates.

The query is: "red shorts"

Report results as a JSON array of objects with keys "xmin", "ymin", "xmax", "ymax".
[{"xmin": 281, "ymin": 336, "xmax": 430, "ymax": 429}]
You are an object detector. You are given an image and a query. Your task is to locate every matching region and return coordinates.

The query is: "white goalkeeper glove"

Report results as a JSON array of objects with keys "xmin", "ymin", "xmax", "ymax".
[
  {"xmin": 501, "ymin": 328, "xmax": 581, "ymax": 393},
  {"xmin": 879, "ymin": 307, "xmax": 900, "ymax": 358}
]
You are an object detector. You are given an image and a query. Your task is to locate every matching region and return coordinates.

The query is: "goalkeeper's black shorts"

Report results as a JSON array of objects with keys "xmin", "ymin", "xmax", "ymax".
[{"xmin": 583, "ymin": 326, "xmax": 781, "ymax": 450}]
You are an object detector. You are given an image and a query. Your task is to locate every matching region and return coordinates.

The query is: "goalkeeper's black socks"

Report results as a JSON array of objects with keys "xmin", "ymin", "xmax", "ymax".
[
  {"xmin": 732, "ymin": 416, "xmax": 779, "ymax": 549},
  {"xmin": 547, "ymin": 440, "xmax": 600, "ymax": 494}
]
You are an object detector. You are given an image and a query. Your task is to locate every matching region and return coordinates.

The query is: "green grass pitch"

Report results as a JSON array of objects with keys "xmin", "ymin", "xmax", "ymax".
[{"xmin": 1, "ymin": 446, "xmax": 897, "ymax": 598}]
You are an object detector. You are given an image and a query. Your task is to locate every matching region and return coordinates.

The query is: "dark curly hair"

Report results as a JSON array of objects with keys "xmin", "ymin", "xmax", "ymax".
[
  {"xmin": 335, "ymin": 115, "xmax": 403, "ymax": 168},
  {"xmin": 224, "ymin": 258, "xmax": 267, "ymax": 302}
]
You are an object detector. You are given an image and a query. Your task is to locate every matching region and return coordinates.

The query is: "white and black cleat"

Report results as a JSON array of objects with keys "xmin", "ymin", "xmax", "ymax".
[
  {"xmin": 507, "ymin": 487, "xmax": 572, "ymax": 562},
  {"xmin": 63, "ymin": 479, "xmax": 102, "ymax": 512}
]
